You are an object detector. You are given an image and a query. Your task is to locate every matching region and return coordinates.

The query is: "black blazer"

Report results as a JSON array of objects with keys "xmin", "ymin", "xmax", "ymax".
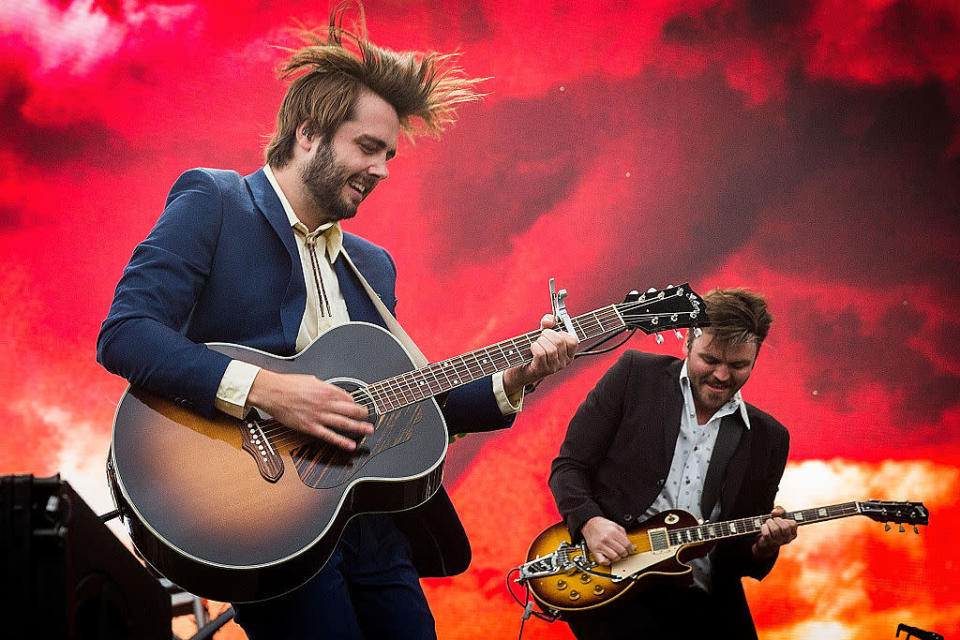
[{"xmin": 549, "ymin": 350, "xmax": 790, "ymax": 638}]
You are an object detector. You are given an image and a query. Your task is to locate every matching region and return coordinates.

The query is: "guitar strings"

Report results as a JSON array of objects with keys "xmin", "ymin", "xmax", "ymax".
[
  {"xmin": 361, "ymin": 301, "xmax": 695, "ymax": 413},
  {"xmin": 665, "ymin": 502, "xmax": 862, "ymax": 546},
  {"xmin": 250, "ymin": 294, "xmax": 702, "ymax": 448}
]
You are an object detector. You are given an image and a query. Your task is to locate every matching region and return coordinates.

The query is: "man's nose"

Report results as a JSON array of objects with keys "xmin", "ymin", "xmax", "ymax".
[
  {"xmin": 368, "ymin": 158, "xmax": 389, "ymax": 180},
  {"xmin": 713, "ymin": 364, "xmax": 730, "ymax": 381}
]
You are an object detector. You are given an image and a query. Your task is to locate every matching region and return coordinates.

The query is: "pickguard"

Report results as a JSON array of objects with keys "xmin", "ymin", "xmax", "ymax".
[{"xmin": 291, "ymin": 404, "xmax": 424, "ymax": 489}]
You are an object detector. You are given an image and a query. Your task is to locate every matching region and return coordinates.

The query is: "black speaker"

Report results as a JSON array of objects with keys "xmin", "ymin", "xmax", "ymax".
[{"xmin": 0, "ymin": 474, "xmax": 171, "ymax": 640}]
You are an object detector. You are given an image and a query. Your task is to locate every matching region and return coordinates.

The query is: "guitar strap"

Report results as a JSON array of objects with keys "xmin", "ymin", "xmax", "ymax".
[{"xmin": 339, "ymin": 247, "xmax": 430, "ymax": 369}]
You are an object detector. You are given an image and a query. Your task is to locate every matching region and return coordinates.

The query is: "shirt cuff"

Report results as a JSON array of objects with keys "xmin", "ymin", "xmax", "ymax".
[
  {"xmin": 492, "ymin": 371, "xmax": 524, "ymax": 415},
  {"xmin": 214, "ymin": 360, "xmax": 262, "ymax": 419}
]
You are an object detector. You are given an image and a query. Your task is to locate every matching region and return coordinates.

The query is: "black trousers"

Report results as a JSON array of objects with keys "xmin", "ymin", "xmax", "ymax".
[{"xmin": 565, "ymin": 585, "xmax": 723, "ymax": 640}]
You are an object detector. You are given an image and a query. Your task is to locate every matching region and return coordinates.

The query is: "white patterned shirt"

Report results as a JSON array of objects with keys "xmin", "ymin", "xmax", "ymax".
[{"xmin": 643, "ymin": 360, "xmax": 751, "ymax": 591}]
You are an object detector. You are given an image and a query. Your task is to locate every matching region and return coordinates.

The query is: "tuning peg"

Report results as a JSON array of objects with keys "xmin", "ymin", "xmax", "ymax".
[
  {"xmin": 693, "ymin": 327, "xmax": 702, "ymax": 338},
  {"xmin": 674, "ymin": 329, "xmax": 683, "ymax": 340},
  {"xmin": 885, "ymin": 523, "xmax": 891, "ymax": 532},
  {"xmin": 899, "ymin": 524, "xmax": 905, "ymax": 533},
  {"xmin": 654, "ymin": 333, "xmax": 664, "ymax": 344}
]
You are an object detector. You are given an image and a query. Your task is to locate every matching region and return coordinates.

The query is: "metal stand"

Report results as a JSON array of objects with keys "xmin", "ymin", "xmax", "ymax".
[{"xmin": 164, "ymin": 578, "xmax": 235, "ymax": 640}]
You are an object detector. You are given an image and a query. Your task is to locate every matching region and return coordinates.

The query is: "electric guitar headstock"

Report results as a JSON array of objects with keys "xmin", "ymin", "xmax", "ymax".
[
  {"xmin": 859, "ymin": 500, "xmax": 929, "ymax": 532},
  {"xmin": 615, "ymin": 283, "xmax": 710, "ymax": 340}
]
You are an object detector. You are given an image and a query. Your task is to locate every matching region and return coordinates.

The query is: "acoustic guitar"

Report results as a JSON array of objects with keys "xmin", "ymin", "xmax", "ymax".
[
  {"xmin": 518, "ymin": 500, "xmax": 928, "ymax": 614},
  {"xmin": 108, "ymin": 284, "xmax": 706, "ymax": 602}
]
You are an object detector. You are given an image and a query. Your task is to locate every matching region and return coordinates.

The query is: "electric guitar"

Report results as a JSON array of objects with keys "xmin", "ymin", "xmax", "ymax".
[
  {"xmin": 517, "ymin": 500, "xmax": 928, "ymax": 614},
  {"xmin": 108, "ymin": 284, "xmax": 706, "ymax": 602}
]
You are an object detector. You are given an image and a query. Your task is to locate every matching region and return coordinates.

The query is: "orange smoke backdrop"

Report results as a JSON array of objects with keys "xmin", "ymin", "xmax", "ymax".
[{"xmin": 2, "ymin": 1, "xmax": 958, "ymax": 638}]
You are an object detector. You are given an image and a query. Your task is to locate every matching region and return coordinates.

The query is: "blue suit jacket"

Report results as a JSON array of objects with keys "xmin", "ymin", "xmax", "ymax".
[{"xmin": 98, "ymin": 167, "xmax": 512, "ymax": 576}]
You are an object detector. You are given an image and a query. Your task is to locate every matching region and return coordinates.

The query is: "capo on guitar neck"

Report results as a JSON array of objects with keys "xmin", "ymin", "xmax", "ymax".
[{"xmin": 549, "ymin": 278, "xmax": 576, "ymax": 335}]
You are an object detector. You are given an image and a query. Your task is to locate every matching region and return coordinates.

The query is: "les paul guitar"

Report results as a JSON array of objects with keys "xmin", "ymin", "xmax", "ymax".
[
  {"xmin": 108, "ymin": 284, "xmax": 707, "ymax": 603},
  {"xmin": 518, "ymin": 500, "xmax": 928, "ymax": 614}
]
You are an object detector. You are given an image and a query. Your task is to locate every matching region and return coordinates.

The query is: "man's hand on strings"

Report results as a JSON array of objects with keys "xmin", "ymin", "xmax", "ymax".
[
  {"xmin": 752, "ymin": 506, "xmax": 799, "ymax": 559},
  {"xmin": 248, "ymin": 369, "xmax": 373, "ymax": 451},
  {"xmin": 581, "ymin": 516, "xmax": 636, "ymax": 566}
]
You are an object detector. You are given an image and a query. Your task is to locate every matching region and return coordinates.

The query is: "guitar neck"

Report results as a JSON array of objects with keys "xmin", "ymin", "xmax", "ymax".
[
  {"xmin": 360, "ymin": 305, "xmax": 626, "ymax": 413},
  {"xmin": 661, "ymin": 502, "xmax": 865, "ymax": 547}
]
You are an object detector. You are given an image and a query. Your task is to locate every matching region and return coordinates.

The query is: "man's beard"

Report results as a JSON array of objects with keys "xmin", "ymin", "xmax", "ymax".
[
  {"xmin": 689, "ymin": 372, "xmax": 738, "ymax": 414},
  {"xmin": 299, "ymin": 143, "xmax": 361, "ymax": 222}
]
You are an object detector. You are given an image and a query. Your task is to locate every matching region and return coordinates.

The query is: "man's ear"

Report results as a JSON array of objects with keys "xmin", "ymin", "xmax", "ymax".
[
  {"xmin": 681, "ymin": 332, "xmax": 691, "ymax": 358},
  {"xmin": 296, "ymin": 122, "xmax": 315, "ymax": 150}
]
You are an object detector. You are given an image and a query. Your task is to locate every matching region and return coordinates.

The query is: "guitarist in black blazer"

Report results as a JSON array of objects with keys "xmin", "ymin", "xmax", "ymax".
[{"xmin": 549, "ymin": 289, "xmax": 797, "ymax": 639}]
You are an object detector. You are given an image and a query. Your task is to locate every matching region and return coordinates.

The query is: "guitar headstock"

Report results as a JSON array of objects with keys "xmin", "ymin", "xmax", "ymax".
[
  {"xmin": 860, "ymin": 500, "xmax": 929, "ymax": 529},
  {"xmin": 616, "ymin": 284, "xmax": 710, "ymax": 336}
]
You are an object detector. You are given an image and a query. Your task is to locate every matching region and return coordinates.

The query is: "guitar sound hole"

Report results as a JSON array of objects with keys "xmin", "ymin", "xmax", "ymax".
[{"xmin": 329, "ymin": 378, "xmax": 380, "ymax": 432}]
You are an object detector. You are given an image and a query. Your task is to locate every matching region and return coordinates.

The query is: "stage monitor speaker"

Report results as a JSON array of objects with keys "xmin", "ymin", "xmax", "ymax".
[{"xmin": 0, "ymin": 474, "xmax": 172, "ymax": 640}]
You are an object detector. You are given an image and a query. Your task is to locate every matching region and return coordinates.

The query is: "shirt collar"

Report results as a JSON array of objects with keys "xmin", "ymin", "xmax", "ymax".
[
  {"xmin": 263, "ymin": 164, "xmax": 343, "ymax": 262},
  {"xmin": 679, "ymin": 360, "xmax": 751, "ymax": 429}
]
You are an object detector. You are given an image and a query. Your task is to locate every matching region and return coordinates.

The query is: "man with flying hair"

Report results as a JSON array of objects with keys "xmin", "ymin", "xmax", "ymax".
[
  {"xmin": 98, "ymin": 6, "xmax": 577, "ymax": 638},
  {"xmin": 549, "ymin": 288, "xmax": 797, "ymax": 639}
]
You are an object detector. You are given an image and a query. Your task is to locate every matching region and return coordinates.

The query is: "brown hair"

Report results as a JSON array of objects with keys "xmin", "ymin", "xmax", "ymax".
[
  {"xmin": 265, "ymin": 2, "xmax": 486, "ymax": 168},
  {"xmin": 689, "ymin": 288, "xmax": 773, "ymax": 350}
]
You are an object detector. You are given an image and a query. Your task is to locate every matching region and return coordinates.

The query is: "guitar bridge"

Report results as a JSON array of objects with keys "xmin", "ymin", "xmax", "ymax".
[
  {"xmin": 240, "ymin": 418, "xmax": 284, "ymax": 482},
  {"xmin": 517, "ymin": 541, "xmax": 577, "ymax": 582}
]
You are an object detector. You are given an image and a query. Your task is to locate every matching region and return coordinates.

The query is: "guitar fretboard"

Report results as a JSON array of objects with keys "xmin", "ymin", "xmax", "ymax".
[
  {"xmin": 355, "ymin": 305, "xmax": 626, "ymax": 413},
  {"xmin": 651, "ymin": 502, "xmax": 863, "ymax": 550}
]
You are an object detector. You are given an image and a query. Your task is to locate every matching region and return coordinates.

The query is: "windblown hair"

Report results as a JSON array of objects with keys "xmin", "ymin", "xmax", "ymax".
[
  {"xmin": 690, "ymin": 288, "xmax": 773, "ymax": 350},
  {"xmin": 265, "ymin": 2, "xmax": 486, "ymax": 167}
]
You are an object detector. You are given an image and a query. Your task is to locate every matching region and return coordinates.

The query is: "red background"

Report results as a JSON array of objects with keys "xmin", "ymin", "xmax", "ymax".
[{"xmin": 2, "ymin": 1, "xmax": 958, "ymax": 638}]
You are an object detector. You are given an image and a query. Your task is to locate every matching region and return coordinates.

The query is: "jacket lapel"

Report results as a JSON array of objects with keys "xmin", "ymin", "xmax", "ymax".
[
  {"xmin": 719, "ymin": 420, "xmax": 751, "ymax": 519},
  {"xmin": 244, "ymin": 169, "xmax": 303, "ymax": 350},
  {"xmin": 332, "ymin": 255, "xmax": 384, "ymax": 327},
  {"xmin": 661, "ymin": 359, "xmax": 684, "ymax": 468},
  {"xmin": 701, "ymin": 415, "xmax": 745, "ymax": 519}
]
